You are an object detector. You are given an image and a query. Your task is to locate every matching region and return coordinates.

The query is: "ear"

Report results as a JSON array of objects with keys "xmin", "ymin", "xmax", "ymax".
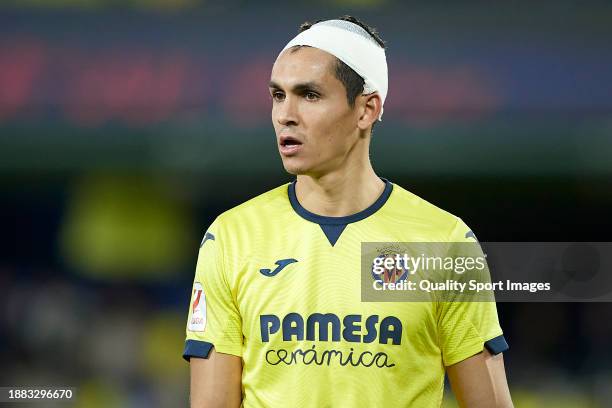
[{"xmin": 357, "ymin": 93, "xmax": 382, "ymax": 131}]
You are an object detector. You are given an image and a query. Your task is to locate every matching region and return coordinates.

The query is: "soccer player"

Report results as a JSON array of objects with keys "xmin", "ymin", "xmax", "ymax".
[{"xmin": 183, "ymin": 16, "xmax": 513, "ymax": 407}]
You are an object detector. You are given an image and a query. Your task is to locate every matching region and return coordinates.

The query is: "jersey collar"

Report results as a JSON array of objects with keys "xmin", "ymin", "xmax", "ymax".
[{"xmin": 288, "ymin": 178, "xmax": 393, "ymax": 227}]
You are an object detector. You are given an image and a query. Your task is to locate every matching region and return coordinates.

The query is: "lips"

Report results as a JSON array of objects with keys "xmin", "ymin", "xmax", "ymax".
[
  {"xmin": 280, "ymin": 135, "xmax": 302, "ymax": 147},
  {"xmin": 279, "ymin": 134, "xmax": 303, "ymax": 156}
]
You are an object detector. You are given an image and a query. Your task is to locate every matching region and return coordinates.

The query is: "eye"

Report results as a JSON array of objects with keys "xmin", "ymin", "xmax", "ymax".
[
  {"xmin": 271, "ymin": 91, "xmax": 285, "ymax": 102},
  {"xmin": 305, "ymin": 92, "xmax": 319, "ymax": 101}
]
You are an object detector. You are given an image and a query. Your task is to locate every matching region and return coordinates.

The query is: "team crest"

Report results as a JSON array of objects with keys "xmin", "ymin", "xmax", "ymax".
[
  {"xmin": 188, "ymin": 282, "xmax": 206, "ymax": 332},
  {"xmin": 371, "ymin": 244, "xmax": 410, "ymax": 284}
]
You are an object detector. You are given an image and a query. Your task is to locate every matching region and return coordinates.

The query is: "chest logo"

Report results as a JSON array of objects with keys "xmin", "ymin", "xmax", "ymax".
[{"xmin": 260, "ymin": 258, "xmax": 298, "ymax": 277}]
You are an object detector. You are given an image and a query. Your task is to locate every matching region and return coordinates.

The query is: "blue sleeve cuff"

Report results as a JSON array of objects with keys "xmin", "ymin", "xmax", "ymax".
[
  {"xmin": 484, "ymin": 335, "xmax": 509, "ymax": 355},
  {"xmin": 183, "ymin": 339, "xmax": 214, "ymax": 361}
]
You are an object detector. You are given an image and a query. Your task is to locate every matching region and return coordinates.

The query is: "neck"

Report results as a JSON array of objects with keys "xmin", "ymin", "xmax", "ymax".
[{"xmin": 295, "ymin": 160, "xmax": 385, "ymax": 217}]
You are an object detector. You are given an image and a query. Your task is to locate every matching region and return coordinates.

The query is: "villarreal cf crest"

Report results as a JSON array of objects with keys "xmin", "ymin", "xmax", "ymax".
[{"xmin": 371, "ymin": 249, "xmax": 410, "ymax": 285}]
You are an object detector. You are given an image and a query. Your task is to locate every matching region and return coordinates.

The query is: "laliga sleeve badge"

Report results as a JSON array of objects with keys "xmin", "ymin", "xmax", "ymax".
[{"xmin": 189, "ymin": 282, "xmax": 206, "ymax": 332}]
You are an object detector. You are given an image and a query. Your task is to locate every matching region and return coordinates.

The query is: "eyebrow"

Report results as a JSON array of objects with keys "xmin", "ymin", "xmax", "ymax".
[{"xmin": 268, "ymin": 81, "xmax": 324, "ymax": 94}]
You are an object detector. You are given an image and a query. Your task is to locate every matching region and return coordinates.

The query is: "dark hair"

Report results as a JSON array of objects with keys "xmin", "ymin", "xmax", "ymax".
[{"xmin": 296, "ymin": 15, "xmax": 386, "ymax": 108}]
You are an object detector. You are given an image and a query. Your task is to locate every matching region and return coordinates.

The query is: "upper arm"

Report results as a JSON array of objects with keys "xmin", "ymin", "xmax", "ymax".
[
  {"xmin": 190, "ymin": 347, "xmax": 242, "ymax": 408},
  {"xmin": 446, "ymin": 349, "xmax": 513, "ymax": 408},
  {"xmin": 184, "ymin": 220, "xmax": 244, "ymax": 406},
  {"xmin": 440, "ymin": 219, "xmax": 512, "ymax": 406}
]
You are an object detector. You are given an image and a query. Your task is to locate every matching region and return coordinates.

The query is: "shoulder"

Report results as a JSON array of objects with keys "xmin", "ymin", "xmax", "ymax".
[
  {"xmin": 384, "ymin": 182, "xmax": 471, "ymax": 241},
  {"xmin": 213, "ymin": 183, "xmax": 292, "ymax": 230},
  {"xmin": 201, "ymin": 183, "xmax": 293, "ymax": 263}
]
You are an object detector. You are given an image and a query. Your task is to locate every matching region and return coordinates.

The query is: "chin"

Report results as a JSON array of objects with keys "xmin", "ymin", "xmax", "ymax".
[
  {"xmin": 282, "ymin": 164, "xmax": 305, "ymax": 176},
  {"xmin": 281, "ymin": 159, "xmax": 310, "ymax": 176}
]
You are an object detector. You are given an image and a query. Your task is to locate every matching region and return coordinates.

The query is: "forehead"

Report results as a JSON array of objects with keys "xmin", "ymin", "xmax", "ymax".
[{"xmin": 271, "ymin": 46, "xmax": 338, "ymax": 87}]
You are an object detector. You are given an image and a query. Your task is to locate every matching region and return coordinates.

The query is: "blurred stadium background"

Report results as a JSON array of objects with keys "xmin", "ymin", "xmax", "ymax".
[{"xmin": 1, "ymin": 0, "xmax": 611, "ymax": 406}]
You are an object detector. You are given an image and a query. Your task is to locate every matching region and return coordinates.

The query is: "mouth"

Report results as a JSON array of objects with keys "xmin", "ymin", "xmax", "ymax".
[
  {"xmin": 280, "ymin": 135, "xmax": 303, "ymax": 147},
  {"xmin": 279, "ymin": 135, "xmax": 303, "ymax": 156}
]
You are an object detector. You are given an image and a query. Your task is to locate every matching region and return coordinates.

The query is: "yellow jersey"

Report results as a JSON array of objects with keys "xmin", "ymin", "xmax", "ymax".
[{"xmin": 184, "ymin": 179, "xmax": 508, "ymax": 407}]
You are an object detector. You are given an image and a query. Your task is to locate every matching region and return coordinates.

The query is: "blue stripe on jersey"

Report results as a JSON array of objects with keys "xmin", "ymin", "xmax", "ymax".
[
  {"xmin": 183, "ymin": 339, "xmax": 214, "ymax": 361},
  {"xmin": 484, "ymin": 335, "xmax": 509, "ymax": 355}
]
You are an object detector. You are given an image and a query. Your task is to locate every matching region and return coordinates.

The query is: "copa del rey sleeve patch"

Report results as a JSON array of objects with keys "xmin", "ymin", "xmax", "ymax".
[{"xmin": 189, "ymin": 282, "xmax": 206, "ymax": 332}]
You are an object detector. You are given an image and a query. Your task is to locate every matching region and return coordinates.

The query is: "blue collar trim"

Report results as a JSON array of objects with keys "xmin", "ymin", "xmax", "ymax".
[{"xmin": 288, "ymin": 178, "xmax": 393, "ymax": 226}]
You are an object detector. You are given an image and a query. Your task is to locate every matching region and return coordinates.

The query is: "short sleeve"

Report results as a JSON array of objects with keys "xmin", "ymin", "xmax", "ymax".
[
  {"xmin": 183, "ymin": 218, "xmax": 243, "ymax": 361},
  {"xmin": 436, "ymin": 218, "xmax": 509, "ymax": 367}
]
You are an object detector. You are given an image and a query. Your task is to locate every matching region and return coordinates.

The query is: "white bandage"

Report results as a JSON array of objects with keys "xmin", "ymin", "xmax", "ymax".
[{"xmin": 280, "ymin": 19, "xmax": 388, "ymax": 121}]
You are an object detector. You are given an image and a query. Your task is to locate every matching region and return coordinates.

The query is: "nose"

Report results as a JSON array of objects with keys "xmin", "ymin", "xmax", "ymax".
[{"xmin": 275, "ymin": 94, "xmax": 299, "ymax": 127}]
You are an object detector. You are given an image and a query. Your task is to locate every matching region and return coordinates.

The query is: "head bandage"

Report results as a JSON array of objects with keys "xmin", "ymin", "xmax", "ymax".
[{"xmin": 280, "ymin": 19, "xmax": 388, "ymax": 121}]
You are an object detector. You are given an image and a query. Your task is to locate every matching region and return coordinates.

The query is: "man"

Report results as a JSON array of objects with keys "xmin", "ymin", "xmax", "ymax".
[{"xmin": 184, "ymin": 16, "xmax": 513, "ymax": 407}]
